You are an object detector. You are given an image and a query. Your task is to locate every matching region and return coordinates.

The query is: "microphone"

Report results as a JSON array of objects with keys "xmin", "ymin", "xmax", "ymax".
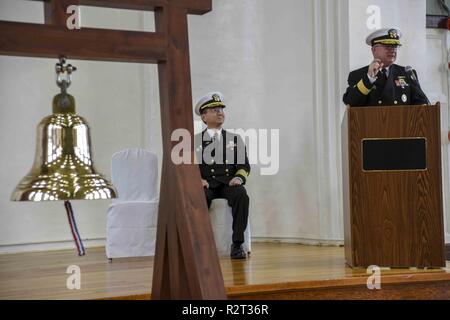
[
  {"xmin": 405, "ymin": 66, "xmax": 430, "ymax": 105},
  {"xmin": 405, "ymin": 66, "xmax": 417, "ymax": 81}
]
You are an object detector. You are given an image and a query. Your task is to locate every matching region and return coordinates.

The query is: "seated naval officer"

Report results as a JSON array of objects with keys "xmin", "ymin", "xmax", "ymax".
[
  {"xmin": 343, "ymin": 28, "xmax": 429, "ymax": 107},
  {"xmin": 194, "ymin": 92, "xmax": 250, "ymax": 260}
]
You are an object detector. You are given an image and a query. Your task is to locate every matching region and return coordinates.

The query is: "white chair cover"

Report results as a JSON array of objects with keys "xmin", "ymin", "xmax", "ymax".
[
  {"xmin": 209, "ymin": 199, "xmax": 251, "ymax": 256},
  {"xmin": 111, "ymin": 148, "xmax": 158, "ymax": 202},
  {"xmin": 106, "ymin": 148, "xmax": 159, "ymax": 258}
]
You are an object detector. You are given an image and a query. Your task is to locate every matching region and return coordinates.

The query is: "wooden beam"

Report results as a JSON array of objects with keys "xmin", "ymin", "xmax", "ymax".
[
  {"xmin": 45, "ymin": 0, "xmax": 74, "ymax": 25},
  {"xmin": 151, "ymin": 5, "xmax": 226, "ymax": 299},
  {"xmin": 0, "ymin": 21, "xmax": 166, "ymax": 63},
  {"xmin": 34, "ymin": 0, "xmax": 212, "ymax": 14},
  {"xmin": 2, "ymin": 0, "xmax": 220, "ymax": 300}
]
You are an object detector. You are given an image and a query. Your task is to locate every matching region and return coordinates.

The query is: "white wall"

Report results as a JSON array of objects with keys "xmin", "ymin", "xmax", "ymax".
[
  {"xmin": 348, "ymin": 0, "xmax": 427, "ymax": 76},
  {"xmin": 0, "ymin": 1, "xmax": 153, "ymax": 253},
  {"xmin": 0, "ymin": 0, "xmax": 434, "ymax": 253},
  {"xmin": 188, "ymin": 0, "xmax": 324, "ymax": 241},
  {"xmin": 424, "ymin": 28, "xmax": 450, "ymax": 243}
]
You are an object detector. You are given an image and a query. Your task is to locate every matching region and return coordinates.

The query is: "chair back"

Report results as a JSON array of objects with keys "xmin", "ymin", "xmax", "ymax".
[{"xmin": 111, "ymin": 148, "xmax": 158, "ymax": 203}]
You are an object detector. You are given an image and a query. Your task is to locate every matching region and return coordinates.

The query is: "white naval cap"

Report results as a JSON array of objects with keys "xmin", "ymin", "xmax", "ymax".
[
  {"xmin": 194, "ymin": 92, "xmax": 226, "ymax": 116},
  {"xmin": 366, "ymin": 28, "xmax": 402, "ymax": 46}
]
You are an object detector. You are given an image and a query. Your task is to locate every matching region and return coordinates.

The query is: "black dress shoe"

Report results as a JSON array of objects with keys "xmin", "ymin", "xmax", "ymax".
[{"xmin": 230, "ymin": 243, "xmax": 246, "ymax": 259}]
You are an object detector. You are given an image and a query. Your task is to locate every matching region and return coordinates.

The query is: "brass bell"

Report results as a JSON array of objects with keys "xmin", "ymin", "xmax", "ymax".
[{"xmin": 11, "ymin": 59, "xmax": 117, "ymax": 201}]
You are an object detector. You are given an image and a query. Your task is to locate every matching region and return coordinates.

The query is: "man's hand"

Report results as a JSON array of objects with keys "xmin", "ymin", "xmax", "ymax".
[
  {"xmin": 229, "ymin": 177, "xmax": 242, "ymax": 187},
  {"xmin": 201, "ymin": 179, "xmax": 209, "ymax": 188},
  {"xmin": 368, "ymin": 59, "xmax": 384, "ymax": 78}
]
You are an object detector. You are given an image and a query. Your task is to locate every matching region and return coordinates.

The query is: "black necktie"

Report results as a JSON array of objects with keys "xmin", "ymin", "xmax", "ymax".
[
  {"xmin": 376, "ymin": 68, "xmax": 388, "ymax": 89},
  {"xmin": 381, "ymin": 68, "xmax": 387, "ymax": 80},
  {"xmin": 211, "ymin": 132, "xmax": 220, "ymax": 158}
]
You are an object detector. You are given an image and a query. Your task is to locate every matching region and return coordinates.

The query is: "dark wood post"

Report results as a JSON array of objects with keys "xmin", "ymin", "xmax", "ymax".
[
  {"xmin": 0, "ymin": 0, "xmax": 226, "ymax": 299},
  {"xmin": 151, "ymin": 3, "xmax": 226, "ymax": 299}
]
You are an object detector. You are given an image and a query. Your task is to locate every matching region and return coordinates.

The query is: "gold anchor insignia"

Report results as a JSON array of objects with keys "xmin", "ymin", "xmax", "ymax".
[
  {"xmin": 389, "ymin": 29, "xmax": 398, "ymax": 38},
  {"xmin": 212, "ymin": 94, "xmax": 220, "ymax": 102}
]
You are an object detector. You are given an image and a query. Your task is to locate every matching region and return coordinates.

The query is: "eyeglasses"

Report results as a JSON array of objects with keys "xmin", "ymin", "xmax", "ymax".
[{"xmin": 206, "ymin": 107, "xmax": 225, "ymax": 114}]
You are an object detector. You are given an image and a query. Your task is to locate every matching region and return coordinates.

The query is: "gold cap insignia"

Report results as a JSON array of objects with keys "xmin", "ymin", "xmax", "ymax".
[{"xmin": 389, "ymin": 29, "xmax": 398, "ymax": 39}]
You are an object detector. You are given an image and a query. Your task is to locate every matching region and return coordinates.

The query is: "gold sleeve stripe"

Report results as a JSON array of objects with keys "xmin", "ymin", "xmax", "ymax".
[
  {"xmin": 200, "ymin": 102, "xmax": 225, "ymax": 111},
  {"xmin": 356, "ymin": 79, "xmax": 371, "ymax": 96},
  {"xmin": 236, "ymin": 169, "xmax": 248, "ymax": 179}
]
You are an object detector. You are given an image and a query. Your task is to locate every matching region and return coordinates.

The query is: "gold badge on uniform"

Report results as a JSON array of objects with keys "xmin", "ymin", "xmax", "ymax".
[{"xmin": 395, "ymin": 78, "xmax": 408, "ymax": 87}]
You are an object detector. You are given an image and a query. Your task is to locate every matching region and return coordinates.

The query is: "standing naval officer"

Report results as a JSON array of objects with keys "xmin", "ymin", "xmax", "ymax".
[
  {"xmin": 194, "ymin": 92, "xmax": 251, "ymax": 259},
  {"xmin": 343, "ymin": 28, "xmax": 429, "ymax": 107}
]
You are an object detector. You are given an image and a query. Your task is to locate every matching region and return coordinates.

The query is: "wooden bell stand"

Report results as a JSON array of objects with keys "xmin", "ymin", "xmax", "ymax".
[{"xmin": 0, "ymin": 0, "xmax": 226, "ymax": 299}]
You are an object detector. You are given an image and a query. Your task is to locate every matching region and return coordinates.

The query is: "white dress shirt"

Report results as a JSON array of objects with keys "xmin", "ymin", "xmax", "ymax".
[
  {"xmin": 206, "ymin": 128, "xmax": 222, "ymax": 141},
  {"xmin": 368, "ymin": 66, "xmax": 390, "ymax": 84}
]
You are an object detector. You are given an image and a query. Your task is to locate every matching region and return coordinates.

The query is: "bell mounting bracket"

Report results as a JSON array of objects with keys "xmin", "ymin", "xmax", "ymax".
[{"xmin": 56, "ymin": 57, "xmax": 77, "ymax": 94}]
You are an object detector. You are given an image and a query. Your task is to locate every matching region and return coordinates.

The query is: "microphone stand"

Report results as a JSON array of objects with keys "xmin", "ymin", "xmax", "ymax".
[{"xmin": 406, "ymin": 68, "xmax": 431, "ymax": 105}]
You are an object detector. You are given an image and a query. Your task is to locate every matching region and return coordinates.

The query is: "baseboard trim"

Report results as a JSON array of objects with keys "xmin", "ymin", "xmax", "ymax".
[
  {"xmin": 0, "ymin": 237, "xmax": 343, "ymax": 254},
  {"xmin": 0, "ymin": 238, "xmax": 106, "ymax": 254},
  {"xmin": 251, "ymin": 237, "xmax": 343, "ymax": 247}
]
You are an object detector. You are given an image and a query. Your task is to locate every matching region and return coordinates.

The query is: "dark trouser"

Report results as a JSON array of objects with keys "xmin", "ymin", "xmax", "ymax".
[{"xmin": 204, "ymin": 184, "xmax": 249, "ymax": 244}]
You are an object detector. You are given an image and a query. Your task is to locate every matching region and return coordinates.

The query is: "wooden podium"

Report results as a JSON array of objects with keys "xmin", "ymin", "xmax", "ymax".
[{"xmin": 342, "ymin": 104, "xmax": 445, "ymax": 268}]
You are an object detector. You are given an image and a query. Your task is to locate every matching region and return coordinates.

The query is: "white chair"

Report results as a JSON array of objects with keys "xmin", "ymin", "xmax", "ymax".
[
  {"xmin": 106, "ymin": 148, "xmax": 159, "ymax": 259},
  {"xmin": 209, "ymin": 199, "xmax": 251, "ymax": 256}
]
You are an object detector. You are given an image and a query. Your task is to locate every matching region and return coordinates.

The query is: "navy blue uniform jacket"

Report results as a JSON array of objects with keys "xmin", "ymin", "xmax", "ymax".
[{"xmin": 343, "ymin": 64, "xmax": 428, "ymax": 107}]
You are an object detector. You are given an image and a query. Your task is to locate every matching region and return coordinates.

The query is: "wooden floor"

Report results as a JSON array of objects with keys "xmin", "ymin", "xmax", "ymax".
[{"xmin": 1, "ymin": 242, "xmax": 450, "ymax": 300}]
